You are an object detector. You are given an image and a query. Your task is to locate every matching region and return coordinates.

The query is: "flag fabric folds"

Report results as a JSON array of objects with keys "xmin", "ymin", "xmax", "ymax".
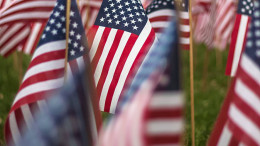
[
  {"xmin": 193, "ymin": 0, "xmax": 236, "ymax": 50},
  {"xmin": 146, "ymin": 0, "xmax": 190, "ymax": 50},
  {"xmin": 18, "ymin": 69, "xmax": 96, "ymax": 146},
  {"xmin": 208, "ymin": 0, "xmax": 260, "ymax": 145},
  {"xmin": 226, "ymin": 0, "xmax": 254, "ymax": 76},
  {"xmin": 98, "ymin": 17, "xmax": 184, "ymax": 146},
  {"xmin": 87, "ymin": 0, "xmax": 156, "ymax": 113},
  {"xmin": 0, "ymin": 0, "xmax": 56, "ymax": 56},
  {"xmin": 4, "ymin": 0, "xmax": 91, "ymax": 144}
]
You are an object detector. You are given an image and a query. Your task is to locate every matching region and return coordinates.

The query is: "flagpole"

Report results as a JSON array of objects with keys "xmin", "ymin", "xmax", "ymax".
[
  {"xmin": 84, "ymin": 0, "xmax": 102, "ymax": 133},
  {"xmin": 188, "ymin": 0, "xmax": 195, "ymax": 145},
  {"xmin": 64, "ymin": 0, "xmax": 71, "ymax": 82}
]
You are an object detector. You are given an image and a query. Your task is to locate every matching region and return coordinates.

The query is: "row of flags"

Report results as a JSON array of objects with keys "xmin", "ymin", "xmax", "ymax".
[
  {"xmin": 1, "ymin": 0, "xmax": 259, "ymax": 145},
  {"xmin": 3, "ymin": 0, "xmax": 185, "ymax": 145}
]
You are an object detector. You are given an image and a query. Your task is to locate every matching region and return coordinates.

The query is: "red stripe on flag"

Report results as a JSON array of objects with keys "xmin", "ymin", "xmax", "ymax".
[
  {"xmin": 96, "ymin": 30, "xmax": 124, "ymax": 97},
  {"xmin": 19, "ymin": 69, "xmax": 64, "ymax": 91},
  {"xmin": 91, "ymin": 27, "xmax": 112, "ymax": 73},
  {"xmin": 149, "ymin": 16, "xmax": 171, "ymax": 22},
  {"xmin": 14, "ymin": 108, "xmax": 27, "ymax": 134},
  {"xmin": 226, "ymin": 14, "xmax": 242, "ymax": 76},
  {"xmin": 103, "ymin": 34, "xmax": 138, "ymax": 112},
  {"xmin": 28, "ymin": 50, "xmax": 65, "ymax": 70},
  {"xmin": 10, "ymin": 89, "xmax": 58, "ymax": 113},
  {"xmin": 228, "ymin": 118, "xmax": 258, "ymax": 146},
  {"xmin": 87, "ymin": 25, "xmax": 99, "ymax": 49},
  {"xmin": 117, "ymin": 30, "xmax": 155, "ymax": 108},
  {"xmin": 146, "ymin": 134, "xmax": 181, "ymax": 145}
]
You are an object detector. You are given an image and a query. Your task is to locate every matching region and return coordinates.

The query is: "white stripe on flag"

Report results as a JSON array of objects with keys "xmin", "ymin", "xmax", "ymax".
[
  {"xmin": 0, "ymin": 12, "xmax": 52, "ymax": 25},
  {"xmin": 151, "ymin": 21, "xmax": 170, "ymax": 28},
  {"xmin": 21, "ymin": 104, "xmax": 34, "ymax": 130},
  {"xmin": 110, "ymin": 22, "xmax": 153, "ymax": 113},
  {"xmin": 235, "ymin": 79, "xmax": 260, "ymax": 114},
  {"xmin": 13, "ymin": 77, "xmax": 64, "ymax": 105},
  {"xmin": 90, "ymin": 26, "xmax": 105, "ymax": 61},
  {"xmin": 99, "ymin": 32, "xmax": 131, "ymax": 111},
  {"xmin": 180, "ymin": 38, "xmax": 190, "ymax": 44},
  {"xmin": 147, "ymin": 119, "xmax": 184, "ymax": 135},
  {"xmin": 229, "ymin": 104, "xmax": 260, "ymax": 145},
  {"xmin": 217, "ymin": 124, "xmax": 232, "ymax": 146},
  {"xmin": 22, "ymin": 59, "xmax": 65, "ymax": 82},
  {"xmin": 9, "ymin": 112, "xmax": 21, "ymax": 145},
  {"xmin": 231, "ymin": 16, "xmax": 249, "ymax": 76},
  {"xmin": 32, "ymin": 40, "xmax": 66, "ymax": 60},
  {"xmin": 24, "ymin": 23, "xmax": 42, "ymax": 54},
  {"xmin": 150, "ymin": 92, "xmax": 184, "ymax": 109},
  {"xmin": 241, "ymin": 54, "xmax": 260, "ymax": 85},
  {"xmin": 94, "ymin": 28, "xmax": 117, "ymax": 85}
]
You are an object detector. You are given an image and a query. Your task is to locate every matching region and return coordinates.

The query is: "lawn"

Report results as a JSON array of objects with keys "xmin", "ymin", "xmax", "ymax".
[{"xmin": 0, "ymin": 43, "xmax": 230, "ymax": 145}]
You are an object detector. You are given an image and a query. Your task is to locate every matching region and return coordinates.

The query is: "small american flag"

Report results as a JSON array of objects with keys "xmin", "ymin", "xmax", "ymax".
[
  {"xmin": 87, "ymin": 0, "xmax": 156, "ymax": 113},
  {"xmin": 146, "ymin": 0, "xmax": 190, "ymax": 50},
  {"xmin": 208, "ymin": 1, "xmax": 260, "ymax": 145},
  {"xmin": 214, "ymin": 0, "xmax": 236, "ymax": 50},
  {"xmin": 98, "ymin": 18, "xmax": 184, "ymax": 146},
  {"xmin": 226, "ymin": 0, "xmax": 254, "ymax": 76},
  {"xmin": 4, "ymin": 0, "xmax": 90, "ymax": 144}
]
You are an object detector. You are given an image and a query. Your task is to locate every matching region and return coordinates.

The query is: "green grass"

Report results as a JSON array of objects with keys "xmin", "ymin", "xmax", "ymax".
[{"xmin": 0, "ymin": 44, "xmax": 230, "ymax": 145}]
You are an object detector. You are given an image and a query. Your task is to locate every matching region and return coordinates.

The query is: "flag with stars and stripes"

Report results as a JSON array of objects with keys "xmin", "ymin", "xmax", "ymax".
[
  {"xmin": 98, "ymin": 17, "xmax": 184, "ymax": 146},
  {"xmin": 146, "ymin": 0, "xmax": 190, "ymax": 50},
  {"xmin": 226, "ymin": 0, "xmax": 254, "ymax": 76},
  {"xmin": 208, "ymin": 1, "xmax": 260, "ymax": 145},
  {"xmin": 87, "ymin": 0, "xmax": 156, "ymax": 113},
  {"xmin": 4, "ymin": 0, "xmax": 93, "ymax": 144}
]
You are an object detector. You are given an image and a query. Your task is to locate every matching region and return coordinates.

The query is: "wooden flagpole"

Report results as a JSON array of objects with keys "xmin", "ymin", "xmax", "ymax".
[
  {"xmin": 84, "ymin": 0, "xmax": 103, "ymax": 133},
  {"xmin": 189, "ymin": 0, "xmax": 195, "ymax": 145},
  {"xmin": 64, "ymin": 0, "xmax": 71, "ymax": 82}
]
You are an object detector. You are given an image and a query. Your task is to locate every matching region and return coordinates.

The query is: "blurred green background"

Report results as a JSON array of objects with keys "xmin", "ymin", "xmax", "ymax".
[{"xmin": 0, "ymin": 43, "xmax": 230, "ymax": 145}]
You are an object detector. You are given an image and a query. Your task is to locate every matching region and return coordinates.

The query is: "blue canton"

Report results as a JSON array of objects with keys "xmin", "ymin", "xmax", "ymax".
[
  {"xmin": 237, "ymin": 0, "xmax": 254, "ymax": 15},
  {"xmin": 39, "ymin": 0, "xmax": 87, "ymax": 61},
  {"xmin": 95, "ymin": 0, "xmax": 148, "ymax": 35},
  {"xmin": 146, "ymin": 0, "xmax": 188, "ymax": 13},
  {"xmin": 245, "ymin": 0, "xmax": 260, "ymax": 67},
  {"xmin": 146, "ymin": 0, "xmax": 175, "ymax": 14}
]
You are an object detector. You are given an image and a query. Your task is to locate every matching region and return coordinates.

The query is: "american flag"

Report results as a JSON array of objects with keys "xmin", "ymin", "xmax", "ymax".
[
  {"xmin": 214, "ymin": 0, "xmax": 236, "ymax": 50},
  {"xmin": 87, "ymin": 0, "xmax": 156, "ymax": 113},
  {"xmin": 0, "ymin": 0, "xmax": 55, "ymax": 56},
  {"xmin": 226, "ymin": 0, "xmax": 253, "ymax": 76},
  {"xmin": 98, "ymin": 18, "xmax": 184, "ymax": 146},
  {"xmin": 208, "ymin": 1, "xmax": 260, "ymax": 145},
  {"xmin": 18, "ymin": 69, "xmax": 97, "ymax": 146},
  {"xmin": 0, "ymin": 0, "xmax": 55, "ymax": 26},
  {"xmin": 4, "ymin": 0, "xmax": 92, "ymax": 144},
  {"xmin": 146, "ymin": 0, "xmax": 190, "ymax": 50}
]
